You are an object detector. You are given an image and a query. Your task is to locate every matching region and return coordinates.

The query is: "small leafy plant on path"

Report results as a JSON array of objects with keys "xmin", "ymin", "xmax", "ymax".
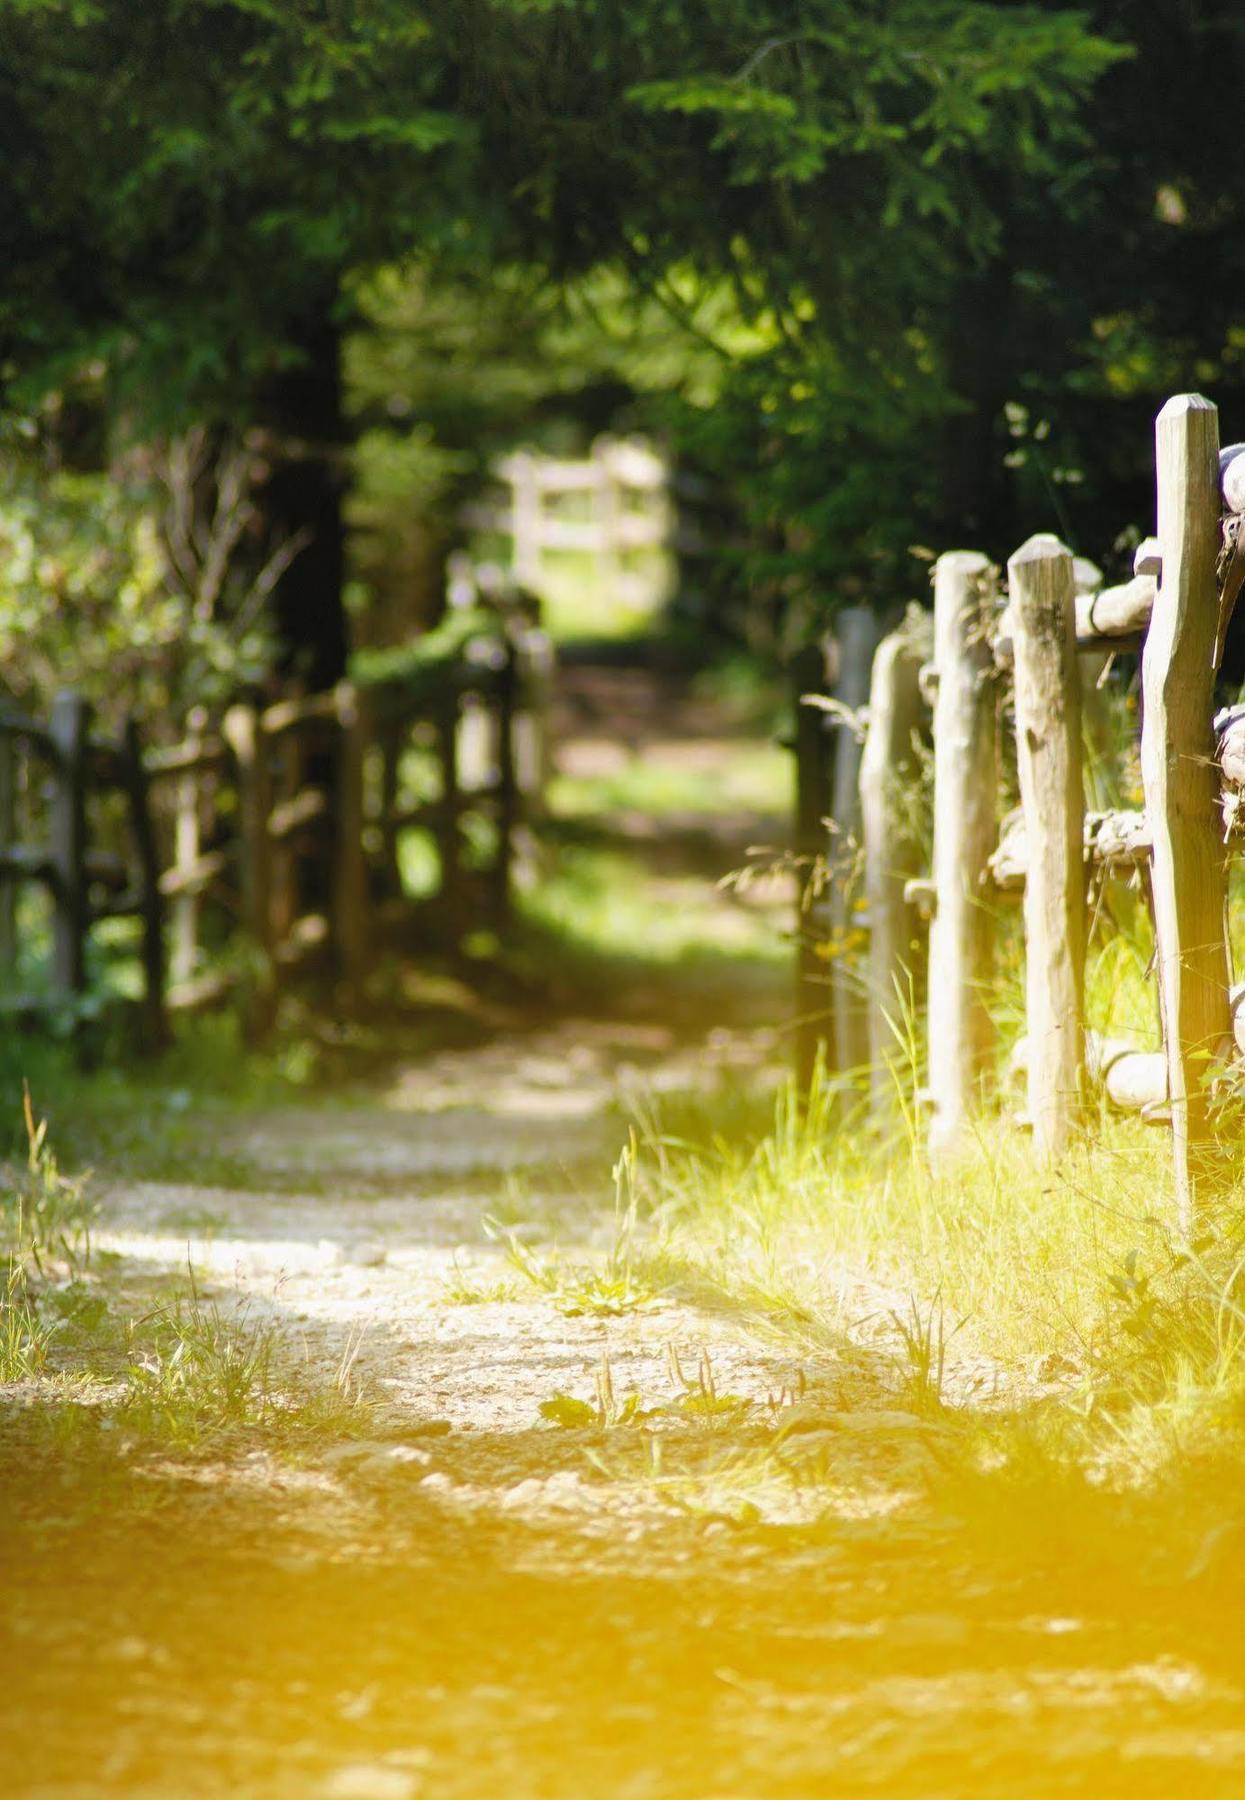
[
  {"xmin": 489, "ymin": 1137, "xmax": 665, "ymax": 1318},
  {"xmin": 539, "ymin": 1345, "xmax": 753, "ymax": 1431}
]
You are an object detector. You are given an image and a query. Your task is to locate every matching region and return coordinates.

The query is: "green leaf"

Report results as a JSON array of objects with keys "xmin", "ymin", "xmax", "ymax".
[{"xmin": 538, "ymin": 1393, "xmax": 598, "ymax": 1429}]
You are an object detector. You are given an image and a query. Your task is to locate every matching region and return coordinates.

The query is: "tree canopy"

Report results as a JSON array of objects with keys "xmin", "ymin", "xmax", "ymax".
[{"xmin": 4, "ymin": 1, "xmax": 1245, "ymax": 670}]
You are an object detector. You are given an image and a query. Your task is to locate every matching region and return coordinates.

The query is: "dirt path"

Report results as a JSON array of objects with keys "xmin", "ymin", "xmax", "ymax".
[
  {"xmin": 91, "ymin": 1021, "xmax": 810, "ymax": 1446},
  {"xmin": 5, "ymin": 662, "xmax": 1245, "ymax": 1796},
  {"xmin": 5, "ymin": 1033, "xmax": 1245, "ymax": 1799}
]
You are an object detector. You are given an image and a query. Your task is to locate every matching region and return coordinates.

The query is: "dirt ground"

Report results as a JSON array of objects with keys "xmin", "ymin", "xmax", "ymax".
[
  {"xmin": 7, "ymin": 1034, "xmax": 1245, "ymax": 1799},
  {"xmin": 5, "ymin": 659, "xmax": 1245, "ymax": 1797}
]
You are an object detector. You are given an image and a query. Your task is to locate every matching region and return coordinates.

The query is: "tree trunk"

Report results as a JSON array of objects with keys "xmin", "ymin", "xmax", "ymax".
[{"xmin": 259, "ymin": 296, "xmax": 348, "ymax": 692}]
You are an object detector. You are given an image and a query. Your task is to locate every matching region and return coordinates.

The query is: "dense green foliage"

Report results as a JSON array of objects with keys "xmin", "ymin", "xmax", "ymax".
[
  {"xmin": 0, "ymin": 433, "xmax": 275, "ymax": 729},
  {"xmin": 4, "ymin": 2, "xmax": 1245, "ymax": 652},
  {"xmin": 0, "ymin": 0, "xmax": 470, "ymax": 415}
]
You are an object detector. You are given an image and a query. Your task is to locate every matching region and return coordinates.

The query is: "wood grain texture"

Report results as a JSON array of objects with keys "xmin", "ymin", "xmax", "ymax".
[
  {"xmin": 1141, "ymin": 393, "xmax": 1231, "ymax": 1224},
  {"xmin": 49, "ymin": 691, "xmax": 89, "ymax": 999},
  {"xmin": 1008, "ymin": 533, "xmax": 1085, "ymax": 1161},
  {"xmin": 827, "ymin": 606, "xmax": 881, "ymax": 1083},
  {"xmin": 792, "ymin": 639, "xmax": 835, "ymax": 1090},
  {"xmin": 859, "ymin": 607, "xmax": 931, "ymax": 1117},
  {"xmin": 333, "ymin": 681, "xmax": 369, "ymax": 1000},
  {"xmin": 927, "ymin": 551, "xmax": 998, "ymax": 1158}
]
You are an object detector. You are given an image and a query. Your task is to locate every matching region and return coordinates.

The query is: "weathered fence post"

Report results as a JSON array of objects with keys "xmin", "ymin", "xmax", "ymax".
[
  {"xmin": 1008, "ymin": 534, "xmax": 1086, "ymax": 1160},
  {"xmin": 927, "ymin": 552, "xmax": 998, "ymax": 1158},
  {"xmin": 223, "ymin": 703, "xmax": 275, "ymax": 1027},
  {"xmin": 1141, "ymin": 393, "xmax": 1232, "ymax": 1224},
  {"xmin": 490, "ymin": 637, "xmax": 520, "ymax": 928},
  {"xmin": 333, "ymin": 681, "xmax": 369, "ymax": 999},
  {"xmin": 49, "ymin": 690, "xmax": 89, "ymax": 1001},
  {"xmin": 860, "ymin": 606, "xmax": 930, "ymax": 1118},
  {"xmin": 0, "ymin": 731, "xmax": 16, "ymax": 979},
  {"xmin": 513, "ymin": 610, "xmax": 556, "ymax": 817},
  {"xmin": 593, "ymin": 438, "xmax": 624, "ymax": 604},
  {"xmin": 828, "ymin": 606, "xmax": 882, "ymax": 1086},
  {"xmin": 122, "ymin": 716, "xmax": 169, "ymax": 1049},
  {"xmin": 510, "ymin": 450, "xmax": 542, "ymax": 589},
  {"xmin": 457, "ymin": 687, "xmax": 490, "ymax": 794},
  {"xmin": 170, "ymin": 706, "xmax": 207, "ymax": 988},
  {"xmin": 434, "ymin": 689, "xmax": 463, "ymax": 929},
  {"xmin": 792, "ymin": 638, "xmax": 835, "ymax": 1091},
  {"xmin": 268, "ymin": 699, "xmax": 301, "ymax": 951}
]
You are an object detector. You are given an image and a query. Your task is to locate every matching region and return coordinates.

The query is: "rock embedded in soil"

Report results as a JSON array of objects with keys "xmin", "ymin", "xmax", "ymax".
[{"xmin": 321, "ymin": 1442, "xmax": 433, "ymax": 1479}]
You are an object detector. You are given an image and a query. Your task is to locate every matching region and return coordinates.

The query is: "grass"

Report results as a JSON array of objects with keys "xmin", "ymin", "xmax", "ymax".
[
  {"xmin": 0, "ymin": 1094, "xmax": 378, "ymax": 1453},
  {"xmin": 0, "ymin": 1254, "xmax": 55, "ymax": 1381},
  {"xmin": 490, "ymin": 1137, "xmax": 664, "ymax": 1318},
  {"xmin": 112, "ymin": 1282, "xmax": 374, "ymax": 1449},
  {"xmin": 10, "ymin": 663, "xmax": 1242, "ymax": 1511},
  {"xmin": 6, "ymin": 1258, "xmax": 379, "ymax": 1453},
  {"xmin": 547, "ymin": 739, "xmax": 792, "ymax": 823},
  {"xmin": 466, "ymin": 542, "xmax": 673, "ymax": 644},
  {"xmin": 438, "ymin": 1256, "xmax": 525, "ymax": 1305},
  {"xmin": 614, "ymin": 1058, "xmax": 1245, "ymax": 1503},
  {"xmin": 540, "ymin": 1346, "xmax": 755, "ymax": 1434},
  {"xmin": 513, "ymin": 841, "xmax": 788, "ymax": 1031},
  {"xmin": 0, "ymin": 1003, "xmax": 370, "ymax": 1190},
  {"xmin": 121, "ymin": 1281, "xmax": 281, "ymax": 1441}
]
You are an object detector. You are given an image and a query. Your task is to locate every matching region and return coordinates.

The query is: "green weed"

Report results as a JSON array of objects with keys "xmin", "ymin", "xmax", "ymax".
[
  {"xmin": 116, "ymin": 1277, "xmax": 381, "ymax": 1449},
  {"xmin": 439, "ymin": 1256, "xmax": 523, "ymax": 1305},
  {"xmin": 539, "ymin": 1345, "xmax": 752, "ymax": 1433},
  {"xmin": 890, "ymin": 1291, "xmax": 963, "ymax": 1417},
  {"xmin": 2, "ymin": 1086, "xmax": 98, "ymax": 1273},
  {"xmin": 122, "ymin": 1278, "xmax": 280, "ymax": 1442},
  {"xmin": 663, "ymin": 1342, "xmax": 753, "ymax": 1422},
  {"xmin": 490, "ymin": 1137, "xmax": 663, "ymax": 1317},
  {"xmin": 0, "ymin": 1252, "xmax": 55, "ymax": 1381}
]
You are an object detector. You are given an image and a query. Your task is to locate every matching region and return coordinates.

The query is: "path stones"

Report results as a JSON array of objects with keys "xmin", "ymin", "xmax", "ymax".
[
  {"xmin": 321, "ymin": 1441, "xmax": 433, "ymax": 1479},
  {"xmin": 343, "ymin": 1239, "xmax": 389, "ymax": 1268}
]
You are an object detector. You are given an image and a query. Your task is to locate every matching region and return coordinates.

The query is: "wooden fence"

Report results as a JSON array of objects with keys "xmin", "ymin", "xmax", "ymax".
[
  {"xmin": 460, "ymin": 435, "xmax": 718, "ymax": 611},
  {"xmin": 462, "ymin": 437, "xmax": 670, "ymax": 593},
  {"xmin": 0, "ymin": 615, "xmax": 550, "ymax": 1041},
  {"xmin": 0, "ymin": 695, "xmax": 166, "ymax": 1040},
  {"xmin": 793, "ymin": 391, "xmax": 1245, "ymax": 1225}
]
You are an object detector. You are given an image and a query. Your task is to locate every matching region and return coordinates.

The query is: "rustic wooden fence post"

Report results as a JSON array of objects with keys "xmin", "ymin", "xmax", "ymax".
[
  {"xmin": 592, "ymin": 438, "xmax": 624, "ymax": 605},
  {"xmin": 434, "ymin": 688, "xmax": 463, "ymax": 930},
  {"xmin": 1141, "ymin": 393, "xmax": 1232, "ymax": 1224},
  {"xmin": 860, "ymin": 606, "xmax": 930, "ymax": 1118},
  {"xmin": 268, "ymin": 700, "xmax": 301, "ymax": 951},
  {"xmin": 510, "ymin": 450, "xmax": 542, "ymax": 589},
  {"xmin": 490, "ymin": 638, "xmax": 520, "ymax": 928},
  {"xmin": 0, "ymin": 731, "xmax": 16, "ymax": 979},
  {"xmin": 1008, "ymin": 534, "xmax": 1086, "ymax": 1160},
  {"xmin": 49, "ymin": 690, "xmax": 89, "ymax": 1002},
  {"xmin": 513, "ymin": 614, "xmax": 556, "ymax": 817},
  {"xmin": 223, "ymin": 703, "xmax": 275, "ymax": 1027},
  {"xmin": 457, "ymin": 687, "xmax": 490, "ymax": 794},
  {"xmin": 333, "ymin": 680, "xmax": 369, "ymax": 999},
  {"xmin": 122, "ymin": 715, "xmax": 169, "ymax": 1049},
  {"xmin": 927, "ymin": 552, "xmax": 998, "ymax": 1158},
  {"xmin": 828, "ymin": 606, "xmax": 882, "ymax": 1085},
  {"xmin": 792, "ymin": 638, "xmax": 835, "ymax": 1091},
  {"xmin": 170, "ymin": 706, "xmax": 207, "ymax": 988}
]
